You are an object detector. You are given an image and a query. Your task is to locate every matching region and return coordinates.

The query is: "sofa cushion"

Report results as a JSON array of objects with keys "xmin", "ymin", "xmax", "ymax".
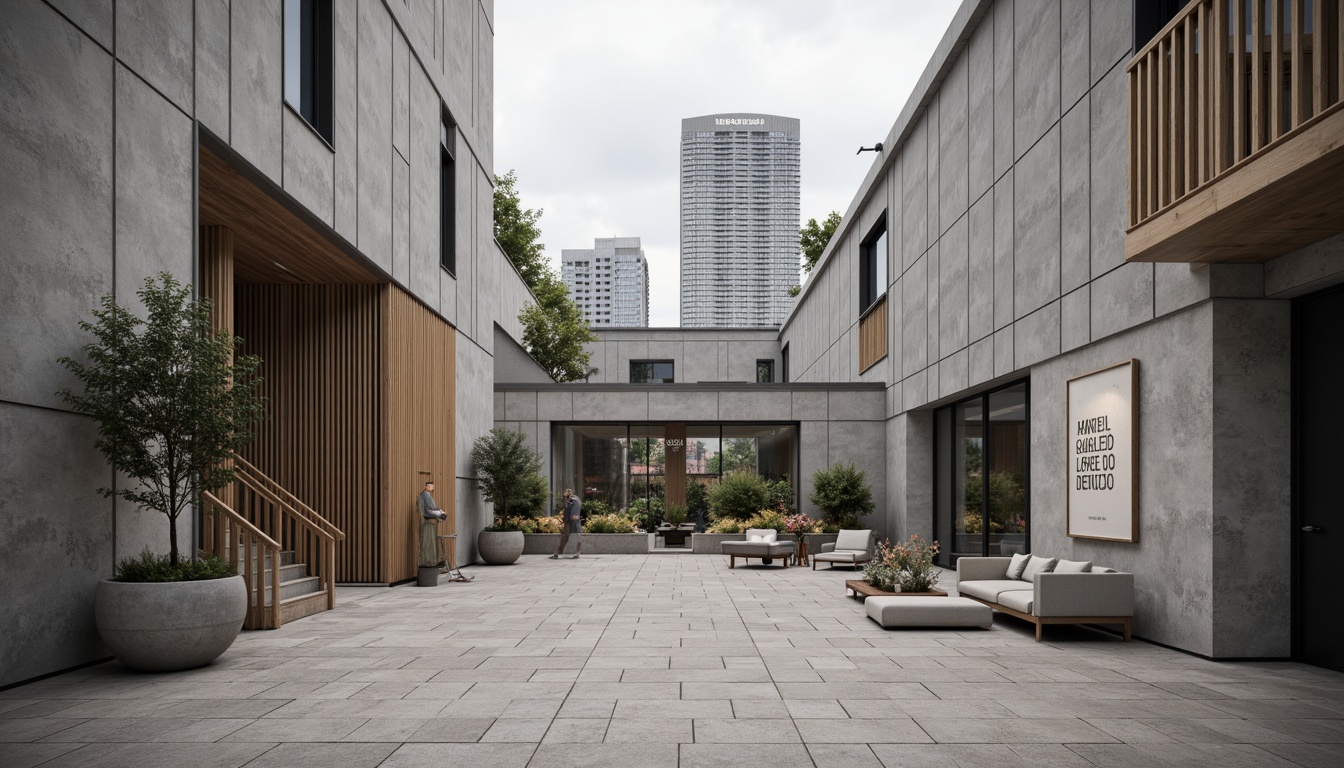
[
  {"xmin": 813, "ymin": 551, "xmax": 859, "ymax": 562},
  {"xmin": 1092, "ymin": 566, "xmax": 1116, "ymax": 573},
  {"xmin": 1054, "ymin": 559, "xmax": 1092, "ymax": 573},
  {"xmin": 1020, "ymin": 555, "xmax": 1058, "ymax": 582},
  {"xmin": 957, "ymin": 580, "xmax": 1033, "ymax": 603},
  {"xmin": 996, "ymin": 589, "xmax": 1034, "ymax": 614},
  {"xmin": 834, "ymin": 529, "xmax": 871, "ymax": 552},
  {"xmin": 744, "ymin": 529, "xmax": 777, "ymax": 543},
  {"xmin": 1007, "ymin": 552, "xmax": 1031, "ymax": 580}
]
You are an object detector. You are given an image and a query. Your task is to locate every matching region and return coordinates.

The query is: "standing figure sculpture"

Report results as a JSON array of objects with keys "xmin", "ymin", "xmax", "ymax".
[
  {"xmin": 550, "ymin": 488, "xmax": 583, "ymax": 560},
  {"xmin": 418, "ymin": 480, "xmax": 448, "ymax": 567}
]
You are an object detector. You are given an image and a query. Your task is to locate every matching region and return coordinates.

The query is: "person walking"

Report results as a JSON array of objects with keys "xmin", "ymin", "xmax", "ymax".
[{"xmin": 549, "ymin": 488, "xmax": 583, "ymax": 560}]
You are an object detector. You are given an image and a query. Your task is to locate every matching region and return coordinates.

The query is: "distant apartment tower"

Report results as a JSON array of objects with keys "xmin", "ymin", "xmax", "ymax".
[
  {"xmin": 680, "ymin": 113, "xmax": 800, "ymax": 327},
  {"xmin": 561, "ymin": 237, "xmax": 649, "ymax": 327}
]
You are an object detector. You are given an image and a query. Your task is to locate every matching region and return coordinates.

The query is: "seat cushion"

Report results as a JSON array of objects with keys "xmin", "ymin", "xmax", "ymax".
[
  {"xmin": 996, "ymin": 590, "xmax": 1034, "ymax": 614},
  {"xmin": 866, "ymin": 597, "xmax": 993, "ymax": 629},
  {"xmin": 813, "ymin": 551, "xmax": 858, "ymax": 563},
  {"xmin": 957, "ymin": 580, "xmax": 1034, "ymax": 603},
  {"xmin": 722, "ymin": 541, "xmax": 794, "ymax": 557},
  {"xmin": 834, "ymin": 529, "xmax": 871, "ymax": 551}
]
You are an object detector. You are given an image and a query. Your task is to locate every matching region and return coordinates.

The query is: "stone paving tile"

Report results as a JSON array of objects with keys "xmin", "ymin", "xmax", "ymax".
[{"xmin": 6, "ymin": 555, "xmax": 1344, "ymax": 768}]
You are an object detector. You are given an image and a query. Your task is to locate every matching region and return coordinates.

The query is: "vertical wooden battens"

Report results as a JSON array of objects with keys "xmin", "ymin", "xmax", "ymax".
[{"xmin": 858, "ymin": 294, "xmax": 888, "ymax": 373}]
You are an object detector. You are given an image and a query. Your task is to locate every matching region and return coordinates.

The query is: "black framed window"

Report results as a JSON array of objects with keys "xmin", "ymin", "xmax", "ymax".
[
  {"xmin": 630, "ymin": 360, "xmax": 674, "ymax": 384},
  {"xmin": 756, "ymin": 360, "xmax": 774, "ymax": 384},
  {"xmin": 283, "ymin": 0, "xmax": 333, "ymax": 143},
  {"xmin": 781, "ymin": 344, "xmax": 789, "ymax": 383},
  {"xmin": 441, "ymin": 118, "xmax": 456, "ymax": 275},
  {"xmin": 933, "ymin": 380, "xmax": 1030, "ymax": 567},
  {"xmin": 859, "ymin": 216, "xmax": 888, "ymax": 314}
]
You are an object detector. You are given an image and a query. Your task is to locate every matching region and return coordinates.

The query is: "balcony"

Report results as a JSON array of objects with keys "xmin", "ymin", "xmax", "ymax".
[
  {"xmin": 858, "ymin": 294, "xmax": 887, "ymax": 374},
  {"xmin": 1126, "ymin": 0, "xmax": 1344, "ymax": 263}
]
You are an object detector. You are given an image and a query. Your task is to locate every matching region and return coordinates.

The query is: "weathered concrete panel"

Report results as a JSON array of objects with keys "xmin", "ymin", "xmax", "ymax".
[
  {"xmin": 969, "ymin": 335, "xmax": 994, "ymax": 387},
  {"xmin": 0, "ymin": 0, "xmax": 113, "ymax": 409},
  {"xmin": 283, "ymin": 109, "xmax": 336, "ymax": 227},
  {"xmin": 798, "ymin": 421, "xmax": 829, "ymax": 517},
  {"xmin": 926, "ymin": 243, "xmax": 940, "ymax": 367},
  {"xmin": 1090, "ymin": 61, "xmax": 1128, "ymax": 276},
  {"xmin": 504, "ymin": 391, "xmax": 538, "ymax": 422},
  {"xmin": 1265, "ymin": 231, "xmax": 1344, "ymax": 297},
  {"xmin": 938, "ymin": 348, "xmax": 969, "ymax": 400},
  {"xmin": 392, "ymin": 29, "xmax": 410, "ymax": 159},
  {"xmin": 1060, "ymin": 0, "xmax": 1090, "ymax": 110},
  {"xmin": 1090, "ymin": 262, "xmax": 1154, "ymax": 340},
  {"xmin": 1014, "ymin": 299, "xmax": 1060, "ymax": 369},
  {"xmin": 1060, "ymin": 96, "xmax": 1091, "ymax": 294},
  {"xmin": 537, "ymin": 391, "xmax": 574, "ymax": 422},
  {"xmin": 827, "ymin": 391, "xmax": 883, "ymax": 422},
  {"xmin": 719, "ymin": 390, "xmax": 791, "ymax": 421},
  {"xmin": 1014, "ymin": 126, "xmax": 1061, "ymax": 317},
  {"xmin": 1014, "ymin": 0, "xmax": 1060, "ymax": 158},
  {"xmin": 230, "ymin": 0, "xmax": 282, "ymax": 181},
  {"xmin": 902, "ymin": 368, "xmax": 928, "ymax": 412},
  {"xmin": 117, "ymin": 0, "xmax": 194, "ymax": 113},
  {"xmin": 1155, "ymin": 263, "xmax": 1212, "ymax": 317},
  {"xmin": 1091, "ymin": 0, "xmax": 1132, "ymax": 85},
  {"xmin": 901, "ymin": 120, "xmax": 928, "ymax": 271},
  {"xmin": 115, "ymin": 65, "xmax": 194, "ymax": 316},
  {"xmin": 195, "ymin": 0, "xmax": 231, "ymax": 140},
  {"xmin": 939, "ymin": 53, "xmax": 970, "ymax": 235},
  {"xmin": 47, "ymin": 0, "xmax": 111, "ymax": 48},
  {"xmin": 993, "ymin": 0, "xmax": 1015, "ymax": 178},
  {"xmin": 409, "ymin": 62, "xmax": 440, "ymax": 303},
  {"xmin": 475, "ymin": 8, "xmax": 494, "ymax": 172},
  {"xmin": 0, "ymin": 404, "xmax": 111, "ymax": 688},
  {"xmin": 357, "ymin": 0, "xmax": 393, "ymax": 272},
  {"xmin": 939, "ymin": 215, "xmax": 970, "ymax": 357},
  {"xmin": 994, "ymin": 326, "xmax": 1015, "ymax": 378},
  {"xmin": 993, "ymin": 170, "xmax": 1014, "ymax": 330},
  {"xmin": 393, "ymin": 155, "xmax": 410, "ymax": 284},
  {"xmin": 573, "ymin": 391, "xmax": 648, "ymax": 422},
  {"xmin": 926, "ymin": 101, "xmax": 940, "ymax": 249},
  {"xmin": 648, "ymin": 391, "xmax": 719, "ymax": 422},
  {"xmin": 827, "ymin": 420, "xmax": 888, "ymax": 539},
  {"xmin": 443, "ymin": 0, "xmax": 473, "ymax": 124},
  {"xmin": 1061, "ymin": 285, "xmax": 1090, "ymax": 352},
  {"xmin": 333, "ymin": 0, "xmax": 358, "ymax": 239},
  {"xmin": 968, "ymin": 192, "xmax": 994, "ymax": 342},
  {"xmin": 968, "ymin": 17, "xmax": 995, "ymax": 201},
  {"xmin": 792, "ymin": 390, "xmax": 828, "ymax": 421}
]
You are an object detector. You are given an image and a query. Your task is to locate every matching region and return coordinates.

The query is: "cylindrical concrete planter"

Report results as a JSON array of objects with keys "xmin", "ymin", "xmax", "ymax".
[
  {"xmin": 523, "ymin": 533, "xmax": 651, "ymax": 555},
  {"xmin": 95, "ymin": 575, "xmax": 247, "ymax": 673},
  {"xmin": 477, "ymin": 530, "xmax": 524, "ymax": 564},
  {"xmin": 417, "ymin": 566, "xmax": 439, "ymax": 586}
]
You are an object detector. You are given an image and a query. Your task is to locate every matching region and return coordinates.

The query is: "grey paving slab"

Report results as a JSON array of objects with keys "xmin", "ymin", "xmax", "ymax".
[{"xmin": 4, "ymin": 555, "xmax": 1344, "ymax": 768}]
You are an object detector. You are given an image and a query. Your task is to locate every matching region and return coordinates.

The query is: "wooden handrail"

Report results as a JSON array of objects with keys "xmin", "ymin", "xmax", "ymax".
[
  {"xmin": 232, "ymin": 454, "xmax": 345, "ymax": 541},
  {"xmin": 202, "ymin": 490, "xmax": 282, "ymax": 629},
  {"xmin": 1128, "ymin": 0, "xmax": 1343, "ymax": 230}
]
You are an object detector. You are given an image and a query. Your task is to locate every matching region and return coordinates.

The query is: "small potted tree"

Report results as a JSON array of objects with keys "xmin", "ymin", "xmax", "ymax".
[
  {"xmin": 58, "ymin": 274, "xmax": 265, "ymax": 672},
  {"xmin": 471, "ymin": 427, "xmax": 543, "ymax": 564},
  {"xmin": 808, "ymin": 463, "xmax": 875, "ymax": 530}
]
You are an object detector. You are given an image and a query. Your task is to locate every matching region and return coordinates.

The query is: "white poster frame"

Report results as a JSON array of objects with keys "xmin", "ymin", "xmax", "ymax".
[{"xmin": 1066, "ymin": 359, "xmax": 1139, "ymax": 543}]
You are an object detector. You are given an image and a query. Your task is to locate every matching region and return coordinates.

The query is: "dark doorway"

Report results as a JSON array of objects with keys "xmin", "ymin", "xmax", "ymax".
[{"xmin": 1295, "ymin": 284, "xmax": 1344, "ymax": 671}]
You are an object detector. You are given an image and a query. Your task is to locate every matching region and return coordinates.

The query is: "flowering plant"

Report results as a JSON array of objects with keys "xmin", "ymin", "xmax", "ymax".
[
  {"xmin": 784, "ymin": 513, "xmax": 820, "ymax": 535},
  {"xmin": 863, "ymin": 535, "xmax": 942, "ymax": 592}
]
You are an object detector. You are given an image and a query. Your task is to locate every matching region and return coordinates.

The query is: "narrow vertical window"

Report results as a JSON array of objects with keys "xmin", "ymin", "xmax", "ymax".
[
  {"xmin": 781, "ymin": 344, "xmax": 790, "ymax": 383},
  {"xmin": 284, "ymin": 0, "xmax": 333, "ymax": 143},
  {"xmin": 859, "ymin": 217, "xmax": 888, "ymax": 314},
  {"xmin": 441, "ymin": 118, "xmax": 456, "ymax": 275},
  {"xmin": 756, "ymin": 360, "xmax": 774, "ymax": 384}
]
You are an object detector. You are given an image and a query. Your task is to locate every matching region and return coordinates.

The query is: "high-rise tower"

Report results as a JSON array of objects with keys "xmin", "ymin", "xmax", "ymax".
[
  {"xmin": 561, "ymin": 237, "xmax": 649, "ymax": 327},
  {"xmin": 680, "ymin": 113, "xmax": 800, "ymax": 327}
]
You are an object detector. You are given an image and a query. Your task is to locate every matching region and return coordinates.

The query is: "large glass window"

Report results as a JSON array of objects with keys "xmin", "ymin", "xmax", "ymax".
[
  {"xmin": 284, "ymin": 0, "xmax": 333, "ymax": 143},
  {"xmin": 934, "ymin": 381, "xmax": 1029, "ymax": 567},
  {"xmin": 630, "ymin": 360, "xmax": 674, "ymax": 383}
]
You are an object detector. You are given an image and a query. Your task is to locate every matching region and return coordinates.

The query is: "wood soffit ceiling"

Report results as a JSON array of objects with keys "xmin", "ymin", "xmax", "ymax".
[{"xmin": 199, "ymin": 144, "xmax": 382, "ymax": 284}]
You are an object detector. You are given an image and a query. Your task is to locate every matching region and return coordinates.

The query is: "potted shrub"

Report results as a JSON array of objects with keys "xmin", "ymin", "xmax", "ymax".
[
  {"xmin": 58, "ymin": 274, "xmax": 264, "ymax": 672},
  {"xmin": 707, "ymin": 470, "xmax": 769, "ymax": 524},
  {"xmin": 808, "ymin": 463, "xmax": 875, "ymax": 530},
  {"xmin": 471, "ymin": 427, "xmax": 544, "ymax": 564}
]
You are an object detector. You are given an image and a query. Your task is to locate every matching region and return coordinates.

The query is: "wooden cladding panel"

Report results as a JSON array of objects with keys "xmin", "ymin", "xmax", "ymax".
[
  {"xmin": 236, "ymin": 284, "xmax": 382, "ymax": 583},
  {"xmin": 858, "ymin": 295, "xmax": 888, "ymax": 374},
  {"xmin": 382, "ymin": 286, "xmax": 456, "ymax": 584}
]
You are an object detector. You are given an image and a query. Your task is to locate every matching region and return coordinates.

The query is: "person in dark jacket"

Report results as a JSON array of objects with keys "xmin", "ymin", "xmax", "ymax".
[{"xmin": 549, "ymin": 488, "xmax": 583, "ymax": 560}]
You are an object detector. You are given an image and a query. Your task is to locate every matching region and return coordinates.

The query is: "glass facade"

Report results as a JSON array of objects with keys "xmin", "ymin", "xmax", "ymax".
[
  {"xmin": 552, "ymin": 423, "xmax": 797, "ymax": 529},
  {"xmin": 934, "ymin": 381, "xmax": 1030, "ymax": 566}
]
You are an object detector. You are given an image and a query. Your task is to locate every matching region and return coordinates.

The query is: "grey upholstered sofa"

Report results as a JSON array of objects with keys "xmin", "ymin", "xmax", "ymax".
[
  {"xmin": 955, "ymin": 554, "xmax": 1134, "ymax": 641},
  {"xmin": 721, "ymin": 528, "xmax": 796, "ymax": 568},
  {"xmin": 811, "ymin": 529, "xmax": 875, "ymax": 570}
]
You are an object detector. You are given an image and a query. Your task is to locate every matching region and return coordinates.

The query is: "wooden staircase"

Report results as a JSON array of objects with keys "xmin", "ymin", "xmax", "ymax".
[{"xmin": 202, "ymin": 455, "xmax": 345, "ymax": 629}]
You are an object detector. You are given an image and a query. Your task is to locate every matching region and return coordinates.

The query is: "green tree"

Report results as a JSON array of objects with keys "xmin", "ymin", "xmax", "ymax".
[
  {"xmin": 493, "ymin": 170, "xmax": 549, "ymax": 290},
  {"xmin": 519, "ymin": 275, "xmax": 597, "ymax": 382},
  {"xmin": 800, "ymin": 211, "xmax": 842, "ymax": 274},
  {"xmin": 58, "ymin": 273, "xmax": 266, "ymax": 566},
  {"xmin": 808, "ymin": 463, "xmax": 875, "ymax": 529},
  {"xmin": 708, "ymin": 470, "xmax": 770, "ymax": 522},
  {"xmin": 471, "ymin": 427, "xmax": 543, "ymax": 528}
]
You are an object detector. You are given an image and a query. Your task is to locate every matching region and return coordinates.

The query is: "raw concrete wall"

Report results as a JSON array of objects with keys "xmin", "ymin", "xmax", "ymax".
[
  {"xmin": 583, "ymin": 329, "xmax": 782, "ymax": 384},
  {"xmin": 0, "ymin": 0, "xmax": 503, "ymax": 685}
]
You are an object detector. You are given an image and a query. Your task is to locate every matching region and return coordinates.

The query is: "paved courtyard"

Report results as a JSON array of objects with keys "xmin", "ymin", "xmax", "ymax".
[{"xmin": 3, "ymin": 554, "xmax": 1343, "ymax": 768}]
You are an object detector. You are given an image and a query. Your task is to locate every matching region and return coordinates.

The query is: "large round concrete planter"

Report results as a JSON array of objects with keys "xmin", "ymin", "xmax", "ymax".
[
  {"xmin": 477, "ymin": 530, "xmax": 524, "ymax": 564},
  {"xmin": 94, "ymin": 575, "xmax": 247, "ymax": 672}
]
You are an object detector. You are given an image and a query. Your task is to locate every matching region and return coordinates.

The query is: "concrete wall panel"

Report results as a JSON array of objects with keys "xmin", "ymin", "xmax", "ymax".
[
  {"xmin": 283, "ymin": 110, "xmax": 336, "ymax": 227},
  {"xmin": 1091, "ymin": 0, "xmax": 1132, "ymax": 84},
  {"xmin": 117, "ymin": 0, "xmax": 194, "ymax": 113},
  {"xmin": 333, "ymin": 0, "xmax": 358, "ymax": 239},
  {"xmin": 648, "ymin": 391, "xmax": 718, "ymax": 422},
  {"xmin": 443, "ymin": 0, "xmax": 473, "ymax": 124},
  {"xmin": 1014, "ymin": 0, "xmax": 1060, "ymax": 158},
  {"xmin": 1060, "ymin": 97, "xmax": 1091, "ymax": 294},
  {"xmin": 939, "ymin": 216, "xmax": 970, "ymax": 357},
  {"xmin": 1060, "ymin": 0, "xmax": 1090, "ymax": 110},
  {"xmin": 968, "ymin": 192, "xmax": 994, "ymax": 342},
  {"xmin": 1014, "ymin": 124, "xmax": 1062, "ymax": 318},
  {"xmin": 392, "ymin": 29, "xmax": 410, "ymax": 159},
  {"xmin": 1014, "ymin": 300, "xmax": 1060, "ymax": 369},
  {"xmin": 1089, "ymin": 62, "xmax": 1128, "ymax": 276},
  {"xmin": 993, "ymin": 0, "xmax": 1015, "ymax": 178},
  {"xmin": 901, "ymin": 119, "xmax": 928, "ymax": 269},
  {"xmin": 993, "ymin": 169, "xmax": 1014, "ymax": 330},
  {"xmin": 195, "ymin": 0, "xmax": 231, "ymax": 141},
  {"xmin": 409, "ymin": 64, "xmax": 440, "ymax": 303},
  {"xmin": 356, "ymin": 0, "xmax": 393, "ymax": 272},
  {"xmin": 939, "ymin": 53, "xmax": 970, "ymax": 234},
  {"xmin": 968, "ymin": 17, "xmax": 995, "ymax": 201},
  {"xmin": 46, "ymin": 0, "xmax": 112, "ymax": 48},
  {"xmin": 475, "ymin": 10, "xmax": 494, "ymax": 172},
  {"xmin": 229, "ymin": 0, "xmax": 282, "ymax": 182},
  {"xmin": 1060, "ymin": 285, "xmax": 1090, "ymax": 353},
  {"xmin": 1091, "ymin": 262, "xmax": 1154, "ymax": 340},
  {"xmin": 0, "ymin": 0, "xmax": 113, "ymax": 409},
  {"xmin": 391, "ymin": 155, "xmax": 410, "ymax": 286},
  {"xmin": 902, "ymin": 254, "xmax": 928, "ymax": 374}
]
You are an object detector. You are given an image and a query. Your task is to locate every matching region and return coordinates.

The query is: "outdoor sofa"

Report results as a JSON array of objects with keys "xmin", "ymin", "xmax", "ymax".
[
  {"xmin": 955, "ymin": 554, "xmax": 1134, "ymax": 641},
  {"xmin": 811, "ymin": 529, "xmax": 875, "ymax": 570},
  {"xmin": 721, "ymin": 528, "xmax": 795, "ymax": 568}
]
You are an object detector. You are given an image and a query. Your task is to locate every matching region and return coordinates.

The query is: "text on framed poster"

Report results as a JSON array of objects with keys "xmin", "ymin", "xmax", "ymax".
[{"xmin": 1066, "ymin": 359, "xmax": 1138, "ymax": 542}]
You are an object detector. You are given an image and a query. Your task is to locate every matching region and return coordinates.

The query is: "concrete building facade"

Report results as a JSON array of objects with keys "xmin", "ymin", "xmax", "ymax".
[
  {"xmin": 680, "ymin": 113, "xmax": 800, "ymax": 328},
  {"xmin": 561, "ymin": 236, "xmax": 649, "ymax": 327}
]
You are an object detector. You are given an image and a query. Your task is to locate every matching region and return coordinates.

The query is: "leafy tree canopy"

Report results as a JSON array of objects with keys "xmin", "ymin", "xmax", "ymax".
[
  {"xmin": 58, "ymin": 273, "xmax": 266, "ymax": 565},
  {"xmin": 493, "ymin": 170, "xmax": 549, "ymax": 291},
  {"xmin": 519, "ymin": 274, "xmax": 597, "ymax": 382},
  {"xmin": 800, "ymin": 211, "xmax": 843, "ymax": 275},
  {"xmin": 471, "ymin": 427, "xmax": 543, "ymax": 528},
  {"xmin": 808, "ymin": 462, "xmax": 875, "ymax": 529}
]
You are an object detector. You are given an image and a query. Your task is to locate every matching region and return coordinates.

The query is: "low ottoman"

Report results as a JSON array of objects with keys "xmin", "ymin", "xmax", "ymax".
[{"xmin": 865, "ymin": 596, "xmax": 993, "ymax": 629}]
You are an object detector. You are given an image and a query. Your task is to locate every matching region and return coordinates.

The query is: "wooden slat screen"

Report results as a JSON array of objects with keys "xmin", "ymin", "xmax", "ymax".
[
  {"xmin": 858, "ymin": 294, "xmax": 888, "ymax": 374},
  {"xmin": 236, "ymin": 284, "xmax": 382, "ymax": 583},
  {"xmin": 381, "ymin": 285, "xmax": 456, "ymax": 584},
  {"xmin": 1128, "ymin": 0, "xmax": 1344, "ymax": 229}
]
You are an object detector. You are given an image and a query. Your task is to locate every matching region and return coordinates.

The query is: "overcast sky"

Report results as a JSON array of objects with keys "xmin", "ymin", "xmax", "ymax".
[{"xmin": 495, "ymin": 1, "xmax": 962, "ymax": 326}]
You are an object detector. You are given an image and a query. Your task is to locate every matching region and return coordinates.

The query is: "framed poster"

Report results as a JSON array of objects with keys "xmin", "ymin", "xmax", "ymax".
[{"xmin": 1066, "ymin": 359, "xmax": 1139, "ymax": 542}]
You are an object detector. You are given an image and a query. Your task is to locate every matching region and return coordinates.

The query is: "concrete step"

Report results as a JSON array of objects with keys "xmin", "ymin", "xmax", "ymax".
[
  {"xmin": 278, "ymin": 575, "xmax": 322, "ymax": 601},
  {"xmin": 278, "ymin": 591, "xmax": 328, "ymax": 624}
]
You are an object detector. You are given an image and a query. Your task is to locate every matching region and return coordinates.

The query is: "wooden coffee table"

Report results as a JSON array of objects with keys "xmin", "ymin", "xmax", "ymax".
[{"xmin": 845, "ymin": 580, "xmax": 947, "ymax": 601}]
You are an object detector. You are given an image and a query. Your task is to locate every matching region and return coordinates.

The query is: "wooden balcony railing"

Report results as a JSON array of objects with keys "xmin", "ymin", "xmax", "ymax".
[
  {"xmin": 1127, "ymin": 0, "xmax": 1344, "ymax": 262},
  {"xmin": 858, "ymin": 294, "xmax": 887, "ymax": 374},
  {"xmin": 201, "ymin": 454, "xmax": 345, "ymax": 629}
]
